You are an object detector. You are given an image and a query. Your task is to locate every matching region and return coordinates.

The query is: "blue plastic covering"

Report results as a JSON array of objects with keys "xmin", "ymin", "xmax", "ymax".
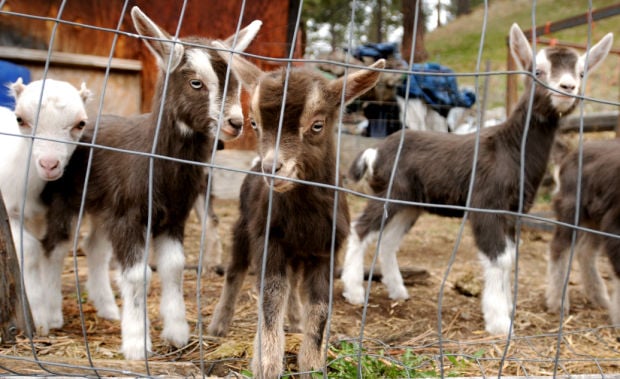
[
  {"xmin": 397, "ymin": 62, "xmax": 476, "ymax": 117},
  {"xmin": 0, "ymin": 60, "xmax": 31, "ymax": 110}
]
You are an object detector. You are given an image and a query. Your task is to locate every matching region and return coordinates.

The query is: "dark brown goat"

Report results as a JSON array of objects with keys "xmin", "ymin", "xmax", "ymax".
[
  {"xmin": 206, "ymin": 50, "xmax": 384, "ymax": 378},
  {"xmin": 341, "ymin": 23, "xmax": 613, "ymax": 336},
  {"xmin": 38, "ymin": 7, "xmax": 261, "ymax": 360},
  {"xmin": 548, "ymin": 139, "xmax": 620, "ymax": 325}
]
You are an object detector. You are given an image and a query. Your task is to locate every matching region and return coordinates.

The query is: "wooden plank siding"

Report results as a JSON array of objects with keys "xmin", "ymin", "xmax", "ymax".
[{"xmin": 0, "ymin": 0, "xmax": 303, "ymax": 149}]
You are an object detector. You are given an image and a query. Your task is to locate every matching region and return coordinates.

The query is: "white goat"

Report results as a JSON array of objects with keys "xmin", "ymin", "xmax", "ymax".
[{"xmin": 0, "ymin": 78, "xmax": 90, "ymax": 335}]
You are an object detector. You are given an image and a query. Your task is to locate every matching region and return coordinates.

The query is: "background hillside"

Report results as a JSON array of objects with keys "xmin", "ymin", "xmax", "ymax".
[{"xmin": 424, "ymin": 0, "xmax": 619, "ymax": 112}]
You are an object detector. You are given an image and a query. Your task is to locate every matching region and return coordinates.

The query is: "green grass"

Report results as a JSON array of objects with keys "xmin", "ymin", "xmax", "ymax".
[{"xmin": 424, "ymin": 0, "xmax": 620, "ymax": 110}]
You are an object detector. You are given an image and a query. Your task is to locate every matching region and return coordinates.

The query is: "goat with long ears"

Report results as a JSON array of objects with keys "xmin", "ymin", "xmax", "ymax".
[
  {"xmin": 40, "ymin": 6, "xmax": 261, "ymax": 359},
  {"xmin": 341, "ymin": 24, "xmax": 613, "ymax": 336},
  {"xmin": 207, "ymin": 42, "xmax": 385, "ymax": 378}
]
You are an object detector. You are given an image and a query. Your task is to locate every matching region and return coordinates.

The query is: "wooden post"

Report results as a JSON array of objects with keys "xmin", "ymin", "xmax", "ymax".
[{"xmin": 0, "ymin": 190, "xmax": 33, "ymax": 344}]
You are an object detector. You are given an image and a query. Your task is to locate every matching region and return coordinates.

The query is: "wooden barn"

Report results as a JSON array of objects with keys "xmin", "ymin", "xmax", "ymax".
[{"xmin": 0, "ymin": 0, "xmax": 303, "ymax": 149}]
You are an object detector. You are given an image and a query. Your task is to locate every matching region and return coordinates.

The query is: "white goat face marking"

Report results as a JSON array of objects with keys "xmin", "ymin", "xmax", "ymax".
[
  {"xmin": 14, "ymin": 79, "xmax": 88, "ymax": 181},
  {"xmin": 536, "ymin": 49, "xmax": 579, "ymax": 114},
  {"xmin": 185, "ymin": 49, "xmax": 220, "ymax": 129},
  {"xmin": 260, "ymin": 147, "xmax": 298, "ymax": 193}
]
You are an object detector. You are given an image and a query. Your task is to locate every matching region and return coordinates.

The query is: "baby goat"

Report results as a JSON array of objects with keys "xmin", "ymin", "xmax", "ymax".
[
  {"xmin": 39, "ymin": 7, "xmax": 261, "ymax": 359},
  {"xmin": 206, "ymin": 50, "xmax": 384, "ymax": 377},
  {"xmin": 341, "ymin": 24, "xmax": 613, "ymax": 335},
  {"xmin": 0, "ymin": 78, "xmax": 90, "ymax": 335},
  {"xmin": 547, "ymin": 139, "xmax": 620, "ymax": 326}
]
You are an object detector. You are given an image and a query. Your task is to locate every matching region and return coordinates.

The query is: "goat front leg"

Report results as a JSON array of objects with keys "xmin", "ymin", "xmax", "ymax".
[
  {"xmin": 546, "ymin": 226, "xmax": 573, "ymax": 315},
  {"xmin": 84, "ymin": 225, "xmax": 120, "ymax": 320},
  {"xmin": 251, "ymin": 250, "xmax": 289, "ymax": 379},
  {"xmin": 13, "ymin": 220, "xmax": 49, "ymax": 335},
  {"xmin": 118, "ymin": 252, "xmax": 153, "ymax": 360},
  {"xmin": 297, "ymin": 258, "xmax": 330, "ymax": 378},
  {"xmin": 38, "ymin": 238, "xmax": 70, "ymax": 332},
  {"xmin": 153, "ymin": 234, "xmax": 189, "ymax": 348}
]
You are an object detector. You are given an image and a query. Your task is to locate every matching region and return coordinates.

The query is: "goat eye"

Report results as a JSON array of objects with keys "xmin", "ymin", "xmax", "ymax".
[
  {"xmin": 189, "ymin": 79, "xmax": 203, "ymax": 89},
  {"xmin": 250, "ymin": 119, "xmax": 258, "ymax": 130},
  {"xmin": 579, "ymin": 71, "xmax": 585, "ymax": 78},
  {"xmin": 311, "ymin": 121, "xmax": 324, "ymax": 133},
  {"xmin": 535, "ymin": 69, "xmax": 543, "ymax": 77},
  {"xmin": 75, "ymin": 120, "xmax": 87, "ymax": 130},
  {"xmin": 16, "ymin": 116, "xmax": 24, "ymax": 126}
]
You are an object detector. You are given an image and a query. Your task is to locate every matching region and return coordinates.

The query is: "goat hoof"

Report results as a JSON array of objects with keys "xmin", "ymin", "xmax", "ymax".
[
  {"xmin": 342, "ymin": 287, "xmax": 365, "ymax": 305},
  {"xmin": 388, "ymin": 287, "xmax": 410, "ymax": 301},
  {"xmin": 485, "ymin": 318, "xmax": 512, "ymax": 336},
  {"xmin": 162, "ymin": 322, "xmax": 190, "ymax": 348},
  {"xmin": 122, "ymin": 339, "xmax": 153, "ymax": 360},
  {"xmin": 206, "ymin": 323, "xmax": 228, "ymax": 337},
  {"xmin": 97, "ymin": 305, "xmax": 121, "ymax": 321}
]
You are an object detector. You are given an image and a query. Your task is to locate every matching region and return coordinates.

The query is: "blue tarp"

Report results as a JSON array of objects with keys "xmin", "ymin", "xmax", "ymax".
[
  {"xmin": 397, "ymin": 62, "xmax": 476, "ymax": 117},
  {"xmin": 0, "ymin": 60, "xmax": 31, "ymax": 110}
]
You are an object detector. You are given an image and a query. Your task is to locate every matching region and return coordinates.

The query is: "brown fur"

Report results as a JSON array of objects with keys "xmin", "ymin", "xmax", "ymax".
[
  {"xmin": 207, "ymin": 60, "xmax": 384, "ymax": 378},
  {"xmin": 548, "ymin": 139, "xmax": 620, "ymax": 324}
]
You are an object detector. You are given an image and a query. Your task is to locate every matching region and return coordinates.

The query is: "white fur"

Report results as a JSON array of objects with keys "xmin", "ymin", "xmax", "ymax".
[
  {"xmin": 84, "ymin": 223, "xmax": 120, "ymax": 320},
  {"xmin": 479, "ymin": 238, "xmax": 516, "ymax": 335},
  {"xmin": 186, "ymin": 49, "xmax": 221, "ymax": 127},
  {"xmin": 119, "ymin": 261, "xmax": 153, "ymax": 360},
  {"xmin": 341, "ymin": 225, "xmax": 374, "ymax": 304},
  {"xmin": 153, "ymin": 235, "xmax": 190, "ymax": 348},
  {"xmin": 0, "ymin": 79, "xmax": 89, "ymax": 335}
]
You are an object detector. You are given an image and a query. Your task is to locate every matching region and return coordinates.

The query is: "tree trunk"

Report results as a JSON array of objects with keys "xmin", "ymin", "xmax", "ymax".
[
  {"xmin": 456, "ymin": 0, "xmax": 471, "ymax": 16},
  {"xmin": 401, "ymin": 0, "xmax": 428, "ymax": 63},
  {"xmin": 0, "ymin": 191, "xmax": 34, "ymax": 344}
]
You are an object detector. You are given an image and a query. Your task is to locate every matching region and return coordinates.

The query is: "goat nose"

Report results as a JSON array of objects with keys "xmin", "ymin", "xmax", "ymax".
[
  {"xmin": 262, "ymin": 159, "xmax": 282, "ymax": 174},
  {"xmin": 39, "ymin": 158, "xmax": 60, "ymax": 171},
  {"xmin": 228, "ymin": 117, "xmax": 243, "ymax": 131},
  {"xmin": 560, "ymin": 83, "xmax": 576, "ymax": 92}
]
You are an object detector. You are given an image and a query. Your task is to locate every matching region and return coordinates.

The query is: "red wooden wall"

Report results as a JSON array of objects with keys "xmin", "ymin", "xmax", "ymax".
[{"xmin": 0, "ymin": 0, "xmax": 304, "ymax": 149}]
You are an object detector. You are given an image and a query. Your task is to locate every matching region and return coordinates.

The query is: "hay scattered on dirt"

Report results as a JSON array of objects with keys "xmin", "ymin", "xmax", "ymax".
[{"xmin": 2, "ymin": 196, "xmax": 619, "ymax": 377}]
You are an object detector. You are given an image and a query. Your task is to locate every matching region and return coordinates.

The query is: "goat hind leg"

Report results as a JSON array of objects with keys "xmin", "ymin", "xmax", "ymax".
[
  {"xmin": 479, "ymin": 237, "xmax": 516, "ymax": 335},
  {"xmin": 578, "ymin": 235, "xmax": 610, "ymax": 309},
  {"xmin": 341, "ymin": 200, "xmax": 386, "ymax": 304},
  {"xmin": 84, "ymin": 226, "xmax": 120, "ymax": 320},
  {"xmin": 207, "ymin": 223, "xmax": 250, "ymax": 337},
  {"xmin": 378, "ymin": 208, "xmax": 420, "ymax": 301}
]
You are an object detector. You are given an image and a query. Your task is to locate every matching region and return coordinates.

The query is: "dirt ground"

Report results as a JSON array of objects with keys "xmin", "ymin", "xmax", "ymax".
[{"xmin": 1, "ymin": 136, "xmax": 620, "ymax": 377}]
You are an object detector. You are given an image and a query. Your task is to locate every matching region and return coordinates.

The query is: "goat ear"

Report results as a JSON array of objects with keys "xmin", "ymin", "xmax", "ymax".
[
  {"xmin": 509, "ymin": 23, "xmax": 533, "ymax": 70},
  {"xmin": 78, "ymin": 82, "xmax": 92, "ymax": 103},
  {"xmin": 222, "ymin": 20, "xmax": 262, "ymax": 53},
  {"xmin": 131, "ymin": 6, "xmax": 184, "ymax": 71},
  {"xmin": 213, "ymin": 41, "xmax": 263, "ymax": 89},
  {"xmin": 329, "ymin": 59, "xmax": 385, "ymax": 105},
  {"xmin": 9, "ymin": 77, "xmax": 26, "ymax": 100},
  {"xmin": 579, "ymin": 32, "xmax": 613, "ymax": 74}
]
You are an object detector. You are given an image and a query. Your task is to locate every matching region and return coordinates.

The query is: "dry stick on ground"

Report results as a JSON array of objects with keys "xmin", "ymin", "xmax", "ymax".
[{"xmin": 0, "ymin": 190, "xmax": 33, "ymax": 343}]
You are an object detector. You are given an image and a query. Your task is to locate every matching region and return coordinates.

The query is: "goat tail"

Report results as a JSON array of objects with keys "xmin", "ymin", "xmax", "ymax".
[{"xmin": 348, "ymin": 148, "xmax": 378, "ymax": 184}]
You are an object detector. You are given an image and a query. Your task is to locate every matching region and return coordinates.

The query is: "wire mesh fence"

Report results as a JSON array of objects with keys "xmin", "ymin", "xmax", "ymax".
[{"xmin": 0, "ymin": 0, "xmax": 619, "ymax": 377}]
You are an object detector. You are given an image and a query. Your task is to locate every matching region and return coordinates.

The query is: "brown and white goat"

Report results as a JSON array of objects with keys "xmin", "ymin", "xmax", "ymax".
[
  {"xmin": 548, "ymin": 139, "xmax": 620, "ymax": 326},
  {"xmin": 39, "ymin": 7, "xmax": 261, "ymax": 359},
  {"xmin": 0, "ymin": 78, "xmax": 90, "ymax": 335},
  {"xmin": 206, "ymin": 50, "xmax": 384, "ymax": 377},
  {"xmin": 341, "ymin": 23, "xmax": 613, "ymax": 335}
]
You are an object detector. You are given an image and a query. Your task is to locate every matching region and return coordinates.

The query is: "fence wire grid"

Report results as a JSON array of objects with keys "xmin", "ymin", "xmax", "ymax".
[{"xmin": 0, "ymin": 0, "xmax": 619, "ymax": 378}]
